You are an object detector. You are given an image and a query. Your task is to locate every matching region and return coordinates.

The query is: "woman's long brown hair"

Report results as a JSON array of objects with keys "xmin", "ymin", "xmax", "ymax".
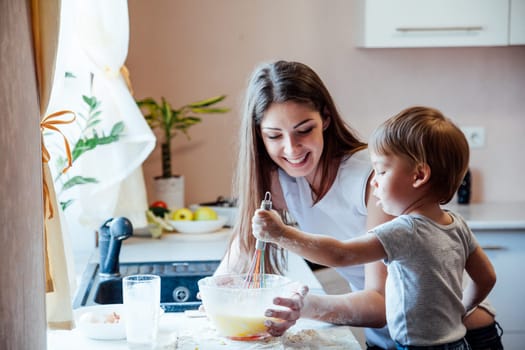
[{"xmin": 226, "ymin": 60, "xmax": 367, "ymax": 275}]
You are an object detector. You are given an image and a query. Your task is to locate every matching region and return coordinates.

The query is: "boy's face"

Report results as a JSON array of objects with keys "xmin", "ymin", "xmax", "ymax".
[{"xmin": 370, "ymin": 151, "xmax": 420, "ymax": 216}]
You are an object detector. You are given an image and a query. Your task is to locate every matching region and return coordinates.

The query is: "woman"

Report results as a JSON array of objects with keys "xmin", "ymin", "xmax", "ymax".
[{"xmin": 215, "ymin": 60, "xmax": 503, "ymax": 349}]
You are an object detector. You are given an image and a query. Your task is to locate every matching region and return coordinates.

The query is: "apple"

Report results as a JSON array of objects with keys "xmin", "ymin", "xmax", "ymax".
[
  {"xmin": 172, "ymin": 208, "xmax": 194, "ymax": 221},
  {"xmin": 150, "ymin": 200, "xmax": 168, "ymax": 209},
  {"xmin": 193, "ymin": 206, "xmax": 218, "ymax": 221},
  {"xmin": 149, "ymin": 200, "xmax": 170, "ymax": 218}
]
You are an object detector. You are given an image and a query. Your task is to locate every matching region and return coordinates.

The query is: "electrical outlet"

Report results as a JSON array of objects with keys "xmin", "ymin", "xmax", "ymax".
[{"xmin": 461, "ymin": 126, "xmax": 485, "ymax": 149}]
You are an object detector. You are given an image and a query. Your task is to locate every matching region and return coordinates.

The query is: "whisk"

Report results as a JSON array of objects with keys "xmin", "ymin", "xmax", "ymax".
[{"xmin": 243, "ymin": 191, "xmax": 272, "ymax": 288}]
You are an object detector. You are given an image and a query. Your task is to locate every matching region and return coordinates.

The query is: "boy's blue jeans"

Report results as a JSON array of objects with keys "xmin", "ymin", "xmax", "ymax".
[
  {"xmin": 367, "ymin": 322, "xmax": 503, "ymax": 350},
  {"xmin": 395, "ymin": 338, "xmax": 471, "ymax": 350},
  {"xmin": 464, "ymin": 322, "xmax": 504, "ymax": 350}
]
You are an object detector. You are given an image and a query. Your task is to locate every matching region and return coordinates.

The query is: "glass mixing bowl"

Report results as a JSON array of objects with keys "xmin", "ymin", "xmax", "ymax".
[{"xmin": 198, "ymin": 274, "xmax": 294, "ymax": 340}]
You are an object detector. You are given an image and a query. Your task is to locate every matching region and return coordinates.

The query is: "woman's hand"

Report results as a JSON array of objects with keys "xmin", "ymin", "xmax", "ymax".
[
  {"xmin": 263, "ymin": 285, "xmax": 309, "ymax": 337},
  {"xmin": 252, "ymin": 209, "xmax": 286, "ymax": 243}
]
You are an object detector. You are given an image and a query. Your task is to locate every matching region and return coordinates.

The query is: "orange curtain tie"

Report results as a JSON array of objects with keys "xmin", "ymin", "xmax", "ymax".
[
  {"xmin": 120, "ymin": 65, "xmax": 134, "ymax": 95},
  {"xmin": 40, "ymin": 110, "xmax": 76, "ymax": 219}
]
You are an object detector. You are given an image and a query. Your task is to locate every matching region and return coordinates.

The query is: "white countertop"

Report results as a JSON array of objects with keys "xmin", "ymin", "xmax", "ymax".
[
  {"xmin": 49, "ymin": 314, "xmax": 361, "ymax": 349},
  {"xmin": 444, "ymin": 202, "xmax": 525, "ymax": 230},
  {"xmin": 52, "ymin": 228, "xmax": 358, "ymax": 349}
]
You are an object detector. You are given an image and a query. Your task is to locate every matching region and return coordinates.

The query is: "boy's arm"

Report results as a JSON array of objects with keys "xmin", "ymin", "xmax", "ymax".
[
  {"xmin": 463, "ymin": 246, "xmax": 497, "ymax": 313},
  {"xmin": 253, "ymin": 209, "xmax": 387, "ymax": 267},
  {"xmin": 300, "ymin": 182, "xmax": 391, "ymax": 327}
]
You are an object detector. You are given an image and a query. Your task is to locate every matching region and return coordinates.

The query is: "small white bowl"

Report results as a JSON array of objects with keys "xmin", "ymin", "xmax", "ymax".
[
  {"xmin": 169, "ymin": 216, "xmax": 227, "ymax": 234},
  {"xmin": 74, "ymin": 304, "xmax": 126, "ymax": 340}
]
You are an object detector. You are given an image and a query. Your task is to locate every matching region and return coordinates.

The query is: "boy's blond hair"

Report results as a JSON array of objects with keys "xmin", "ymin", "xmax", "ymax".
[{"xmin": 369, "ymin": 106, "xmax": 470, "ymax": 204}]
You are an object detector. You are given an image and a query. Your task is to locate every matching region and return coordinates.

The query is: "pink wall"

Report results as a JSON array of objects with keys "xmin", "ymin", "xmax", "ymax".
[{"xmin": 127, "ymin": 0, "xmax": 525, "ymax": 206}]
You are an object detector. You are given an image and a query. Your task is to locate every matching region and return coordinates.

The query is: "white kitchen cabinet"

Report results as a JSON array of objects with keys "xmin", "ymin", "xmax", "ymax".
[
  {"xmin": 510, "ymin": 0, "xmax": 525, "ymax": 44},
  {"xmin": 353, "ymin": 0, "xmax": 520, "ymax": 47},
  {"xmin": 474, "ymin": 230, "xmax": 525, "ymax": 350}
]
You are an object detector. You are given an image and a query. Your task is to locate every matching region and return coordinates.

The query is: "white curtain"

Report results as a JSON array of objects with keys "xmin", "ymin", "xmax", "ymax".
[{"xmin": 45, "ymin": 0, "xmax": 155, "ymax": 258}]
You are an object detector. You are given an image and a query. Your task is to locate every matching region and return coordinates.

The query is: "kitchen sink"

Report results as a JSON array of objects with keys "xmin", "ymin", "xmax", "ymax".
[{"xmin": 73, "ymin": 260, "xmax": 220, "ymax": 312}]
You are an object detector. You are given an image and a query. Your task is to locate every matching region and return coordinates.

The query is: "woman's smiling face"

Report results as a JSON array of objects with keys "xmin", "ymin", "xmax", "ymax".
[{"xmin": 260, "ymin": 101, "xmax": 327, "ymax": 183}]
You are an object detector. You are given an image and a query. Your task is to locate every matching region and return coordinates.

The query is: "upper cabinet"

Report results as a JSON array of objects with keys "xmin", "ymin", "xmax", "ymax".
[
  {"xmin": 510, "ymin": 0, "xmax": 525, "ymax": 44},
  {"xmin": 354, "ymin": 0, "xmax": 525, "ymax": 48}
]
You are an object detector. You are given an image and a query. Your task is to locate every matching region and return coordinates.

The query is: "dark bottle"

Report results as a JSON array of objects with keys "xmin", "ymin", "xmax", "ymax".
[{"xmin": 457, "ymin": 169, "xmax": 471, "ymax": 204}]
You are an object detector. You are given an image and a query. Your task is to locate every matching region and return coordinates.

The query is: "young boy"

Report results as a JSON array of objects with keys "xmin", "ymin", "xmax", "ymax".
[{"xmin": 252, "ymin": 106, "xmax": 496, "ymax": 349}]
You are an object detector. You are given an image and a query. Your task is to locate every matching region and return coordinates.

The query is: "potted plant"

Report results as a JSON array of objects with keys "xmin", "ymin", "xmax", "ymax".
[{"xmin": 137, "ymin": 95, "xmax": 229, "ymax": 209}]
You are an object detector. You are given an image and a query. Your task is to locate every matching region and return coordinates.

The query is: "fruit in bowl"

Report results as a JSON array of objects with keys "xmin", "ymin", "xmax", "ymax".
[
  {"xmin": 171, "ymin": 206, "xmax": 218, "ymax": 221},
  {"xmin": 193, "ymin": 206, "xmax": 218, "ymax": 220},
  {"xmin": 198, "ymin": 274, "xmax": 295, "ymax": 340},
  {"xmin": 168, "ymin": 207, "xmax": 226, "ymax": 233},
  {"xmin": 171, "ymin": 207, "xmax": 194, "ymax": 221}
]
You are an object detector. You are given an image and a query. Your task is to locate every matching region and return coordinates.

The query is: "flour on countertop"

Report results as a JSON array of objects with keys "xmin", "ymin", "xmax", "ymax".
[
  {"xmin": 282, "ymin": 327, "xmax": 360, "ymax": 349},
  {"xmin": 172, "ymin": 326, "xmax": 360, "ymax": 349}
]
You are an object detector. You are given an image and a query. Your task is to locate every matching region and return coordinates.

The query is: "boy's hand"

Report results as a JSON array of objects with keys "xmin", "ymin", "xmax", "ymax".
[{"xmin": 252, "ymin": 209, "xmax": 285, "ymax": 243}]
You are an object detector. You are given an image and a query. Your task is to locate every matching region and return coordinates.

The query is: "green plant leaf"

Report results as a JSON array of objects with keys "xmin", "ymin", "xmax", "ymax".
[
  {"xmin": 72, "ymin": 140, "xmax": 95, "ymax": 160},
  {"xmin": 100, "ymin": 136, "xmax": 119, "ymax": 145},
  {"xmin": 91, "ymin": 110, "xmax": 102, "ymax": 118},
  {"xmin": 86, "ymin": 119, "xmax": 102, "ymax": 129},
  {"xmin": 62, "ymin": 176, "xmax": 99, "ymax": 190},
  {"xmin": 175, "ymin": 116, "xmax": 201, "ymax": 127},
  {"xmin": 190, "ymin": 107, "xmax": 230, "ymax": 114},
  {"xmin": 144, "ymin": 115, "xmax": 160, "ymax": 129},
  {"xmin": 82, "ymin": 95, "xmax": 97, "ymax": 109},
  {"xmin": 60, "ymin": 199, "xmax": 74, "ymax": 211},
  {"xmin": 188, "ymin": 95, "xmax": 227, "ymax": 108},
  {"xmin": 110, "ymin": 121, "xmax": 125, "ymax": 136},
  {"xmin": 71, "ymin": 122, "xmax": 125, "ymax": 160},
  {"xmin": 137, "ymin": 98, "xmax": 159, "ymax": 108}
]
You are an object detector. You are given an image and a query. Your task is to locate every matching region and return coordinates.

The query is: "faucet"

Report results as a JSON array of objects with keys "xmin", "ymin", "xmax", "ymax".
[{"xmin": 98, "ymin": 217, "xmax": 133, "ymax": 277}]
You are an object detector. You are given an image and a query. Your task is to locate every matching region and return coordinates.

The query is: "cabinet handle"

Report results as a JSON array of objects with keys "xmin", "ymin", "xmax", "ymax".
[
  {"xmin": 396, "ymin": 26, "xmax": 483, "ymax": 33},
  {"xmin": 480, "ymin": 245, "xmax": 507, "ymax": 251}
]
